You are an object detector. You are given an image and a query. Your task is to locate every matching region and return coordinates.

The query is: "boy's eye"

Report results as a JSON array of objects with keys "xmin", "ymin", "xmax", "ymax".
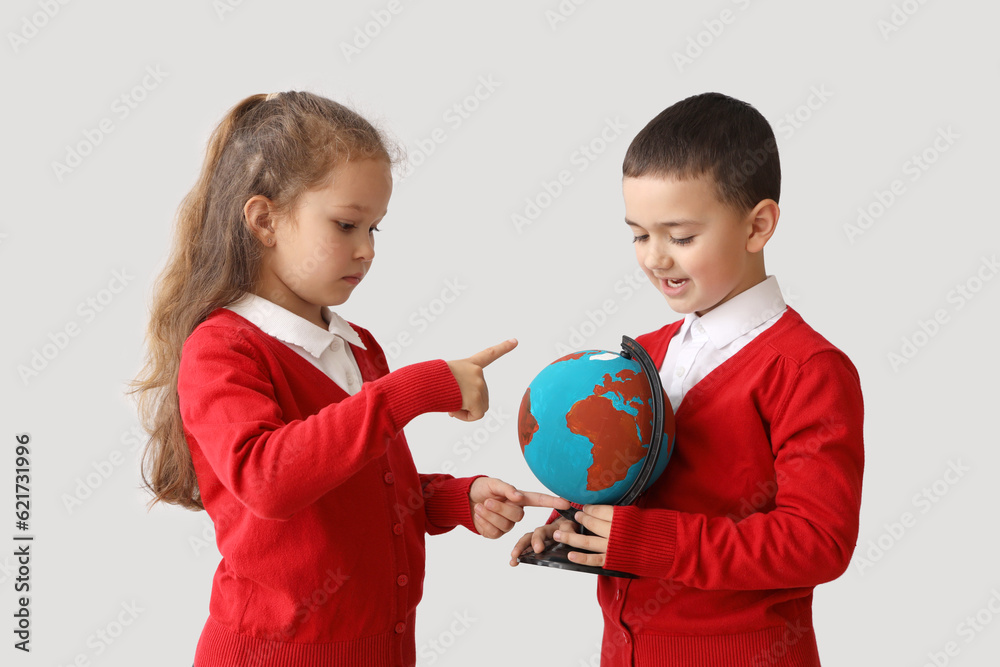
[
  {"xmin": 670, "ymin": 236, "xmax": 694, "ymax": 246},
  {"xmin": 336, "ymin": 221, "xmax": 356, "ymax": 231}
]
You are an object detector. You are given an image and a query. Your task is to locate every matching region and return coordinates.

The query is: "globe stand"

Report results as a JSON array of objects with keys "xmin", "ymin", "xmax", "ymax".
[{"xmin": 516, "ymin": 336, "xmax": 669, "ymax": 579}]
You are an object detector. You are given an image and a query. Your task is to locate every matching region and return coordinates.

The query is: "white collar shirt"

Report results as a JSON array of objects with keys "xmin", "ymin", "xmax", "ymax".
[
  {"xmin": 658, "ymin": 275, "xmax": 787, "ymax": 413},
  {"xmin": 225, "ymin": 293, "xmax": 367, "ymax": 395}
]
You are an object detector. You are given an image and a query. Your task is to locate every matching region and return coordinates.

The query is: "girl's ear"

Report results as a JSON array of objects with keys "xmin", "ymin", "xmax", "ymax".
[{"xmin": 244, "ymin": 195, "xmax": 277, "ymax": 245}]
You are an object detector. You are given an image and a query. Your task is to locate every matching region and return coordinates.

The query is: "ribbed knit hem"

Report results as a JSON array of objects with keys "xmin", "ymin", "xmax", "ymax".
[
  {"xmin": 609, "ymin": 625, "xmax": 820, "ymax": 667},
  {"xmin": 424, "ymin": 474, "xmax": 484, "ymax": 534},
  {"xmin": 604, "ymin": 506, "xmax": 678, "ymax": 578},
  {"xmin": 378, "ymin": 360, "xmax": 463, "ymax": 432},
  {"xmin": 194, "ymin": 615, "xmax": 413, "ymax": 667}
]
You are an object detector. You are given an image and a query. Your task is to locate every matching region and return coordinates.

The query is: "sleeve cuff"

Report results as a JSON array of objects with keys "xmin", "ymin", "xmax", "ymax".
[
  {"xmin": 603, "ymin": 505, "xmax": 678, "ymax": 578},
  {"xmin": 424, "ymin": 474, "xmax": 485, "ymax": 534},
  {"xmin": 378, "ymin": 359, "xmax": 463, "ymax": 432}
]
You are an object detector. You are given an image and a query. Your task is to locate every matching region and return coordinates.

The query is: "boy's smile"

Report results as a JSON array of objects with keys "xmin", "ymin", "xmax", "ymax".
[{"xmin": 623, "ymin": 174, "xmax": 777, "ymax": 317}]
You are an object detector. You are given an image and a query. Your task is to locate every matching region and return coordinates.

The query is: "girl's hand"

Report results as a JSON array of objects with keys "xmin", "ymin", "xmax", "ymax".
[
  {"xmin": 550, "ymin": 505, "xmax": 615, "ymax": 567},
  {"xmin": 468, "ymin": 477, "xmax": 570, "ymax": 539},
  {"xmin": 446, "ymin": 339, "xmax": 517, "ymax": 422}
]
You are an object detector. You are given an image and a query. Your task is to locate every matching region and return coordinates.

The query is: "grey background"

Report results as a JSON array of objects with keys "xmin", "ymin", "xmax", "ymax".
[{"xmin": 2, "ymin": 0, "xmax": 998, "ymax": 665}]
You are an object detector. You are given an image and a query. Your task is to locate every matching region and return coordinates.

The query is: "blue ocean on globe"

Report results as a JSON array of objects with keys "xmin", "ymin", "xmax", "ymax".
[{"xmin": 517, "ymin": 350, "xmax": 673, "ymax": 506}]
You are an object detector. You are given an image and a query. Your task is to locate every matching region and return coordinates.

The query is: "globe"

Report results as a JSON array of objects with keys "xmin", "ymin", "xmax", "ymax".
[{"xmin": 517, "ymin": 349, "xmax": 675, "ymax": 506}]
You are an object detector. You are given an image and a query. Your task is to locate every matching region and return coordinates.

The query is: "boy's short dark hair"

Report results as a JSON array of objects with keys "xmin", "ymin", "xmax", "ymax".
[{"xmin": 623, "ymin": 92, "xmax": 780, "ymax": 214}]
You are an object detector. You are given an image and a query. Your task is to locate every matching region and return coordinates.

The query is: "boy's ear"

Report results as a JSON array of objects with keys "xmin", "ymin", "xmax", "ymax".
[
  {"xmin": 745, "ymin": 199, "xmax": 779, "ymax": 253},
  {"xmin": 243, "ymin": 195, "xmax": 277, "ymax": 243}
]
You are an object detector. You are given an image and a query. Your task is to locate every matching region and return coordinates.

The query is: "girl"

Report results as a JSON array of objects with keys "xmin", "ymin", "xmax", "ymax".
[{"xmin": 130, "ymin": 91, "xmax": 566, "ymax": 666}]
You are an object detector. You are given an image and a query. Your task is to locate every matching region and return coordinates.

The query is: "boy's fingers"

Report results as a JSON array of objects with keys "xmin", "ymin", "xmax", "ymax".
[
  {"xmin": 532, "ymin": 525, "xmax": 554, "ymax": 553},
  {"xmin": 554, "ymin": 528, "xmax": 607, "ymax": 553},
  {"xmin": 467, "ymin": 338, "xmax": 518, "ymax": 368},
  {"xmin": 575, "ymin": 510, "xmax": 612, "ymax": 538},
  {"xmin": 568, "ymin": 551, "xmax": 606, "ymax": 568},
  {"xmin": 582, "ymin": 504, "xmax": 615, "ymax": 521},
  {"xmin": 511, "ymin": 532, "xmax": 532, "ymax": 560}
]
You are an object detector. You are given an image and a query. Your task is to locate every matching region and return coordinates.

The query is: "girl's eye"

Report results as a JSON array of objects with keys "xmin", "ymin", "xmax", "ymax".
[
  {"xmin": 670, "ymin": 236, "xmax": 694, "ymax": 246},
  {"xmin": 631, "ymin": 234, "xmax": 649, "ymax": 244}
]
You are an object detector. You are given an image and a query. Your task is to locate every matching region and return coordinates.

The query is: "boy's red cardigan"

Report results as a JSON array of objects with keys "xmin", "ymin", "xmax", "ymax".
[{"xmin": 576, "ymin": 307, "xmax": 864, "ymax": 667}]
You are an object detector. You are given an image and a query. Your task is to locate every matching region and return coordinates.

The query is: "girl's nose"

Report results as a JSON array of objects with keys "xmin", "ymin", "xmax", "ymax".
[{"xmin": 355, "ymin": 235, "xmax": 375, "ymax": 262}]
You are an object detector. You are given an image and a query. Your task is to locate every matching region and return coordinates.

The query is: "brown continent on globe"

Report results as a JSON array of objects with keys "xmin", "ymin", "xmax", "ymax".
[{"xmin": 566, "ymin": 369, "xmax": 652, "ymax": 492}]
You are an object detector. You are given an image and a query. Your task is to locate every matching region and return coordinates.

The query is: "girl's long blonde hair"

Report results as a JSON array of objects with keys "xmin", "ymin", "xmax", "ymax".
[{"xmin": 128, "ymin": 91, "xmax": 397, "ymax": 510}]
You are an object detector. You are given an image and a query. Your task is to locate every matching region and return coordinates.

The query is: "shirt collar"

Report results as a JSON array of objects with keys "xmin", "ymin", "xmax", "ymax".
[
  {"xmin": 226, "ymin": 293, "xmax": 366, "ymax": 358},
  {"xmin": 691, "ymin": 275, "xmax": 786, "ymax": 349}
]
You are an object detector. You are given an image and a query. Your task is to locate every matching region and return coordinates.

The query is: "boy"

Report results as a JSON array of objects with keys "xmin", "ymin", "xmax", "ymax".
[{"xmin": 511, "ymin": 92, "xmax": 864, "ymax": 666}]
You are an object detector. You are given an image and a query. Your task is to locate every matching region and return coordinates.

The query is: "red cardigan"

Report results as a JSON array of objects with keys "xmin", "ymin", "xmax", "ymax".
[
  {"xmin": 598, "ymin": 307, "xmax": 864, "ymax": 666},
  {"xmin": 177, "ymin": 308, "xmax": 477, "ymax": 667}
]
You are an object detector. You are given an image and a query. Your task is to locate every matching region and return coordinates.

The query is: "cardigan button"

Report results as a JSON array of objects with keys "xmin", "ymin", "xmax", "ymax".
[
  {"xmin": 393, "ymin": 523, "xmax": 404, "ymax": 535},
  {"xmin": 397, "ymin": 574, "xmax": 408, "ymax": 586},
  {"xmin": 384, "ymin": 472, "xmax": 395, "ymax": 484},
  {"xmin": 394, "ymin": 622, "xmax": 406, "ymax": 634}
]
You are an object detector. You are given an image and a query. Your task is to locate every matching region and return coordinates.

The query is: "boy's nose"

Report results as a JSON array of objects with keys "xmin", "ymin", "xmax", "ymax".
[{"xmin": 645, "ymin": 244, "xmax": 672, "ymax": 271}]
